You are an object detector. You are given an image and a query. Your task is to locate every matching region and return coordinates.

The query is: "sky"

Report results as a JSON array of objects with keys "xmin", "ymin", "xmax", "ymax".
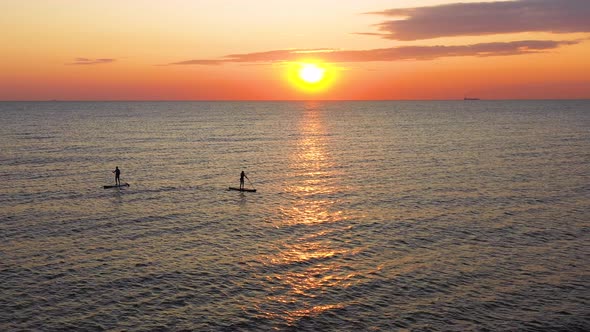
[{"xmin": 1, "ymin": 0, "xmax": 589, "ymax": 100}]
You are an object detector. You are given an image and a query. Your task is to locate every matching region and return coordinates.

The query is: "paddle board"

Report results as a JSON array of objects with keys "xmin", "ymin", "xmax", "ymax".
[
  {"xmin": 104, "ymin": 183, "xmax": 130, "ymax": 189},
  {"xmin": 228, "ymin": 187, "xmax": 256, "ymax": 192}
]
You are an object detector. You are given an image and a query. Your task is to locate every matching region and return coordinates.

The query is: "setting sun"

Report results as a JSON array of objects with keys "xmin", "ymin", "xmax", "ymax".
[
  {"xmin": 298, "ymin": 64, "xmax": 325, "ymax": 84},
  {"xmin": 287, "ymin": 62, "xmax": 337, "ymax": 94}
]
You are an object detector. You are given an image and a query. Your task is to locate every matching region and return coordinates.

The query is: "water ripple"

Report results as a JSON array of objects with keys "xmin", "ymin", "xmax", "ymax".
[{"xmin": 1, "ymin": 101, "xmax": 589, "ymax": 331}]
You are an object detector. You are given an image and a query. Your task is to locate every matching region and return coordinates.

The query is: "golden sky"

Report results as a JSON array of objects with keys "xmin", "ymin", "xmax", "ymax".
[{"xmin": 1, "ymin": 0, "xmax": 589, "ymax": 100}]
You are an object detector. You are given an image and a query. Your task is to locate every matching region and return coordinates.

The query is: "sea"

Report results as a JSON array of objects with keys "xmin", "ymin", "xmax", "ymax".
[{"xmin": 0, "ymin": 100, "xmax": 588, "ymax": 331}]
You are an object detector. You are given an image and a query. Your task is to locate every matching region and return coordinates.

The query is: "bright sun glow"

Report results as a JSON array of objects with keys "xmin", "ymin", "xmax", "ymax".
[
  {"xmin": 298, "ymin": 64, "xmax": 326, "ymax": 84},
  {"xmin": 287, "ymin": 61, "xmax": 336, "ymax": 94}
]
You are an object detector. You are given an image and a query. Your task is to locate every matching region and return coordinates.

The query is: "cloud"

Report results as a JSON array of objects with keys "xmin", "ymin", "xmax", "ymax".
[
  {"xmin": 169, "ymin": 39, "xmax": 579, "ymax": 65},
  {"xmin": 167, "ymin": 1, "xmax": 587, "ymax": 67},
  {"xmin": 168, "ymin": 49, "xmax": 337, "ymax": 65},
  {"xmin": 170, "ymin": 59, "xmax": 224, "ymax": 65},
  {"xmin": 365, "ymin": 0, "xmax": 590, "ymax": 41},
  {"xmin": 67, "ymin": 58, "xmax": 116, "ymax": 65}
]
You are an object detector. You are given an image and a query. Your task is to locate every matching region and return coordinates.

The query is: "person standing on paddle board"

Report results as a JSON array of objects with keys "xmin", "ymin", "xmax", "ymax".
[
  {"xmin": 240, "ymin": 170, "xmax": 248, "ymax": 190},
  {"xmin": 113, "ymin": 166, "xmax": 121, "ymax": 186}
]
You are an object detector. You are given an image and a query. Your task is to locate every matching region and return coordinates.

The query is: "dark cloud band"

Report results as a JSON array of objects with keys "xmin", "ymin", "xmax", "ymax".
[
  {"xmin": 366, "ymin": 0, "xmax": 590, "ymax": 41},
  {"xmin": 169, "ymin": 39, "xmax": 579, "ymax": 65}
]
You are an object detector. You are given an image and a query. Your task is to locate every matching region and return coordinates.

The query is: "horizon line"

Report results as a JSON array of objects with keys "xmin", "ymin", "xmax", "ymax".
[{"xmin": 1, "ymin": 98, "xmax": 589, "ymax": 102}]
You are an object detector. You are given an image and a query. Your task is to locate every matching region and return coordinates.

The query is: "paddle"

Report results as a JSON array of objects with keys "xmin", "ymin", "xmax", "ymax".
[{"xmin": 247, "ymin": 177, "xmax": 256, "ymax": 190}]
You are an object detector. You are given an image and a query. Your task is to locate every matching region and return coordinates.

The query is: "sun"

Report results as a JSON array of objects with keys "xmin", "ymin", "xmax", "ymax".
[
  {"xmin": 287, "ymin": 61, "xmax": 336, "ymax": 94},
  {"xmin": 298, "ymin": 63, "xmax": 325, "ymax": 84}
]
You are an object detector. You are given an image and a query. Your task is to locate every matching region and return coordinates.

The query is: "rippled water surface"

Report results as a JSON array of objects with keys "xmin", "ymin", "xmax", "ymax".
[{"xmin": 1, "ymin": 101, "xmax": 589, "ymax": 331}]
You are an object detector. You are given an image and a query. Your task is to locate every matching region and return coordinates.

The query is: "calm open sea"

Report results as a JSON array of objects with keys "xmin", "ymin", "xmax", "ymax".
[{"xmin": 0, "ymin": 101, "xmax": 589, "ymax": 331}]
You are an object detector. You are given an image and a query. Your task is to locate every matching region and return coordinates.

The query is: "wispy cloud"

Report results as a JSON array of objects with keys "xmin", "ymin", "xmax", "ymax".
[
  {"xmin": 364, "ymin": 0, "xmax": 590, "ymax": 41},
  {"xmin": 170, "ymin": 59, "xmax": 223, "ymax": 65},
  {"xmin": 67, "ymin": 58, "xmax": 116, "ymax": 65},
  {"xmin": 169, "ymin": 49, "xmax": 337, "ymax": 65},
  {"xmin": 169, "ymin": 40, "xmax": 578, "ymax": 65}
]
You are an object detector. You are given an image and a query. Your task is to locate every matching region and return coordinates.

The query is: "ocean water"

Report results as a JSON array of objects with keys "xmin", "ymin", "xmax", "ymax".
[{"xmin": 0, "ymin": 100, "xmax": 588, "ymax": 331}]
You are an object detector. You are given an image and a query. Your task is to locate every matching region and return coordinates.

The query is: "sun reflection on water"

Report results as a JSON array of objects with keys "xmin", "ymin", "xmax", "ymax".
[
  {"xmin": 285, "ymin": 103, "xmax": 338, "ymax": 222},
  {"xmin": 256, "ymin": 102, "xmax": 358, "ymax": 326}
]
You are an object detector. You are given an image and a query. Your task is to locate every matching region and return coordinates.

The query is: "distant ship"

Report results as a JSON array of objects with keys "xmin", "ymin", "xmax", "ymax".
[{"xmin": 463, "ymin": 97, "xmax": 480, "ymax": 100}]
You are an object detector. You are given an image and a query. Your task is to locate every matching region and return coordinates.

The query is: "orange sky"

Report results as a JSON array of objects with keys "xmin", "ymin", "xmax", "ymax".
[{"xmin": 1, "ymin": 0, "xmax": 589, "ymax": 100}]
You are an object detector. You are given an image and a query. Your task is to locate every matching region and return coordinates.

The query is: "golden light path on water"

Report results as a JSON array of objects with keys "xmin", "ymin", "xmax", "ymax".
[{"xmin": 256, "ymin": 103, "xmax": 361, "ymax": 325}]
